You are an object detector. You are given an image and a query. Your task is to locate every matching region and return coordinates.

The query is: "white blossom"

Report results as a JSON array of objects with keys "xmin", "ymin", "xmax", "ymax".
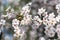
[
  {"xmin": 14, "ymin": 28, "xmax": 25, "ymax": 38},
  {"xmin": 1, "ymin": 2, "xmax": 60, "ymax": 40},
  {"xmin": 38, "ymin": 8, "xmax": 46, "ymax": 16},
  {"xmin": 43, "ymin": 12, "xmax": 56, "ymax": 26},
  {"xmin": 31, "ymin": 16, "xmax": 42, "ymax": 29},
  {"xmin": 56, "ymin": 15, "xmax": 60, "ymax": 22},
  {"xmin": 20, "ymin": 14, "xmax": 32, "ymax": 25},
  {"xmin": 33, "ymin": 16, "xmax": 42, "ymax": 24},
  {"xmin": 56, "ymin": 4, "xmax": 60, "ymax": 15},
  {"xmin": 48, "ymin": 18, "xmax": 56, "ymax": 26},
  {"xmin": 12, "ymin": 19, "xmax": 25, "ymax": 38},
  {"xmin": 21, "ymin": 4, "xmax": 31, "ymax": 15},
  {"xmin": 48, "ymin": 12, "xmax": 55, "ymax": 20},
  {"xmin": 43, "ymin": 12, "xmax": 48, "ymax": 18},
  {"xmin": 12, "ymin": 19, "xmax": 19, "ymax": 27}
]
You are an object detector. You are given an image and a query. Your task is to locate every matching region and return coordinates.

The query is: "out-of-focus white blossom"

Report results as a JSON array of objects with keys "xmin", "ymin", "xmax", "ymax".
[
  {"xmin": 43, "ymin": 12, "xmax": 56, "ymax": 26},
  {"xmin": 56, "ymin": 4, "xmax": 60, "ymax": 15},
  {"xmin": 56, "ymin": 3, "xmax": 60, "ymax": 10},
  {"xmin": 26, "ymin": 2, "xmax": 32, "ymax": 6},
  {"xmin": 7, "ymin": 12, "xmax": 12, "ymax": 19},
  {"xmin": 30, "ymin": 30, "xmax": 37, "ymax": 40},
  {"xmin": 40, "ymin": 37, "xmax": 45, "ymax": 40},
  {"xmin": 7, "ymin": 12, "xmax": 15, "ymax": 19},
  {"xmin": 31, "ymin": 16, "xmax": 42, "ymax": 29},
  {"xmin": 4, "ymin": 35, "xmax": 11, "ymax": 40},
  {"xmin": 0, "ymin": 19, "xmax": 6, "ymax": 25},
  {"xmin": 5, "ymin": 7, "xmax": 15, "ymax": 19},
  {"xmin": 43, "ymin": 12, "xmax": 48, "ymax": 18},
  {"xmin": 5, "ymin": 6, "xmax": 15, "ymax": 19},
  {"xmin": 45, "ymin": 26, "xmax": 55, "ymax": 37},
  {"xmin": 57, "ymin": 10, "xmax": 60, "ymax": 15},
  {"xmin": 56, "ymin": 24, "xmax": 60, "ymax": 39},
  {"xmin": 12, "ymin": 19, "xmax": 25, "ymax": 38},
  {"xmin": 1, "ymin": 15, "xmax": 8, "ymax": 18},
  {"xmin": 0, "ymin": 19, "xmax": 6, "ymax": 34},
  {"xmin": 56, "ymin": 15, "xmax": 60, "ymax": 22}
]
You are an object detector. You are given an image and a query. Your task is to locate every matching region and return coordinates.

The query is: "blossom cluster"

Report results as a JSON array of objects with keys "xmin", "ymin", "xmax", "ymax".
[{"xmin": 1, "ymin": 2, "xmax": 60, "ymax": 40}]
